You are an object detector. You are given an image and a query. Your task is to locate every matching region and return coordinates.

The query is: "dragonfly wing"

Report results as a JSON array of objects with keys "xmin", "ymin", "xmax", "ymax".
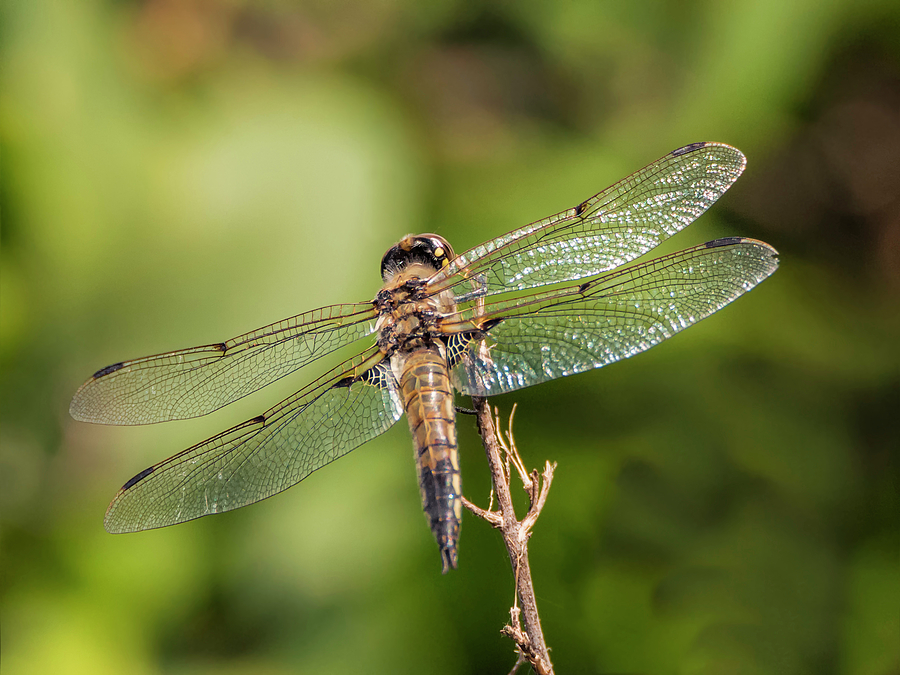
[
  {"xmin": 429, "ymin": 143, "xmax": 746, "ymax": 298},
  {"xmin": 104, "ymin": 349, "xmax": 402, "ymax": 533},
  {"xmin": 71, "ymin": 303, "xmax": 377, "ymax": 425},
  {"xmin": 448, "ymin": 238, "xmax": 778, "ymax": 397}
]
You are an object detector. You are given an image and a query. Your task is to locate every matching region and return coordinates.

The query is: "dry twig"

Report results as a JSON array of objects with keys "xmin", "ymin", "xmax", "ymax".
[{"xmin": 462, "ymin": 398, "xmax": 556, "ymax": 675}]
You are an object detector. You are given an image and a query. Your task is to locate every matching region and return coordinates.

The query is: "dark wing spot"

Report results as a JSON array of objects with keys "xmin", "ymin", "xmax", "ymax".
[
  {"xmin": 335, "ymin": 376, "xmax": 358, "ymax": 388},
  {"xmin": 213, "ymin": 342, "xmax": 227, "ymax": 352},
  {"xmin": 93, "ymin": 362, "xmax": 125, "ymax": 379},
  {"xmin": 671, "ymin": 142, "xmax": 707, "ymax": 157},
  {"xmin": 250, "ymin": 414, "xmax": 266, "ymax": 425},
  {"xmin": 481, "ymin": 318, "xmax": 503, "ymax": 332},
  {"xmin": 122, "ymin": 466, "xmax": 156, "ymax": 491},
  {"xmin": 574, "ymin": 199, "xmax": 590, "ymax": 216},
  {"xmin": 705, "ymin": 237, "xmax": 744, "ymax": 248}
]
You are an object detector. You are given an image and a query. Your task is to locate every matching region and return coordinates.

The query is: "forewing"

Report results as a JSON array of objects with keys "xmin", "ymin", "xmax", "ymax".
[
  {"xmin": 71, "ymin": 303, "xmax": 377, "ymax": 425},
  {"xmin": 104, "ymin": 349, "xmax": 402, "ymax": 533},
  {"xmin": 448, "ymin": 239, "xmax": 778, "ymax": 397},
  {"xmin": 428, "ymin": 143, "xmax": 746, "ymax": 298}
]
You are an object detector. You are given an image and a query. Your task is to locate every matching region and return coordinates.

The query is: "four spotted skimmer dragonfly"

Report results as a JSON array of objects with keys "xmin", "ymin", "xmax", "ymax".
[{"xmin": 71, "ymin": 142, "xmax": 778, "ymax": 572}]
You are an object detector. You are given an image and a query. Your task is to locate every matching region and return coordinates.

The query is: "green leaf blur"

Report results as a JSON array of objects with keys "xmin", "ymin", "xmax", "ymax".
[{"xmin": 1, "ymin": 0, "xmax": 897, "ymax": 673}]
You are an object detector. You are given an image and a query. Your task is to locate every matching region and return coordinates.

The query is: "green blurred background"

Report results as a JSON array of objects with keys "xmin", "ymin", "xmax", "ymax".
[{"xmin": 2, "ymin": 0, "xmax": 898, "ymax": 673}]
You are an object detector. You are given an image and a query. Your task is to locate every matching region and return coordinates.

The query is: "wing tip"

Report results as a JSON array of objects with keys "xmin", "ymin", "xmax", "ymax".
[
  {"xmin": 104, "ymin": 474, "xmax": 156, "ymax": 534},
  {"xmin": 704, "ymin": 236, "xmax": 780, "ymax": 258},
  {"xmin": 103, "ymin": 502, "xmax": 127, "ymax": 534},
  {"xmin": 103, "ymin": 516, "xmax": 127, "ymax": 534},
  {"xmin": 70, "ymin": 362, "xmax": 126, "ymax": 422},
  {"xmin": 68, "ymin": 397, "xmax": 85, "ymax": 421},
  {"xmin": 69, "ymin": 391, "xmax": 99, "ymax": 423},
  {"xmin": 703, "ymin": 237, "xmax": 780, "ymax": 284},
  {"xmin": 101, "ymin": 466, "xmax": 159, "ymax": 534},
  {"xmin": 104, "ymin": 515, "xmax": 141, "ymax": 535}
]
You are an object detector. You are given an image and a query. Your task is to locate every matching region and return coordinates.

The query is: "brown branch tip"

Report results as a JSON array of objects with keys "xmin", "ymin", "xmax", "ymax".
[{"xmin": 465, "ymin": 399, "xmax": 556, "ymax": 675}]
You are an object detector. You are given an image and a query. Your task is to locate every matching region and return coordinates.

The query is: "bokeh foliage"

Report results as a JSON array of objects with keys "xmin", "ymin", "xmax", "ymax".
[{"xmin": 1, "ymin": 0, "xmax": 898, "ymax": 673}]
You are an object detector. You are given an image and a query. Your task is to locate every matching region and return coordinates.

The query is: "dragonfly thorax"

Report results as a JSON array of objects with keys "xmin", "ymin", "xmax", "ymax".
[{"xmin": 374, "ymin": 262, "xmax": 457, "ymax": 357}]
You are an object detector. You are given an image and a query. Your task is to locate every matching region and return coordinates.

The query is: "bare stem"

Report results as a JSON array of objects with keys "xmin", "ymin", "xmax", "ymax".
[{"xmin": 464, "ymin": 397, "xmax": 556, "ymax": 675}]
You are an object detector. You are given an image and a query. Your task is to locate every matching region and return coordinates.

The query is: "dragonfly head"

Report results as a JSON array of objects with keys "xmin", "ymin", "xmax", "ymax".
[{"xmin": 381, "ymin": 233, "xmax": 455, "ymax": 282}]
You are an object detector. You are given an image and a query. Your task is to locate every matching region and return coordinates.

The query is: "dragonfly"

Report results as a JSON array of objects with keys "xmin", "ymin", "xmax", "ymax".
[{"xmin": 71, "ymin": 142, "xmax": 778, "ymax": 573}]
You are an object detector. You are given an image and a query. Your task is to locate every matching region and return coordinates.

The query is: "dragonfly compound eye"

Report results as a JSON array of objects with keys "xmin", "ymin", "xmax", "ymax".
[{"xmin": 381, "ymin": 234, "xmax": 455, "ymax": 281}]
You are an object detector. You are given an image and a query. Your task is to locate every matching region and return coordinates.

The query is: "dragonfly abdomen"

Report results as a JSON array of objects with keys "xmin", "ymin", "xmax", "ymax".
[{"xmin": 394, "ymin": 347, "xmax": 461, "ymax": 573}]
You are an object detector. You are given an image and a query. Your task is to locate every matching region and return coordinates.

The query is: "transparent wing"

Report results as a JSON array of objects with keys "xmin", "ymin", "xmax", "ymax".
[
  {"xmin": 104, "ymin": 349, "xmax": 402, "ymax": 533},
  {"xmin": 71, "ymin": 303, "xmax": 377, "ymax": 426},
  {"xmin": 427, "ymin": 142, "xmax": 746, "ymax": 298},
  {"xmin": 446, "ymin": 238, "xmax": 778, "ymax": 397}
]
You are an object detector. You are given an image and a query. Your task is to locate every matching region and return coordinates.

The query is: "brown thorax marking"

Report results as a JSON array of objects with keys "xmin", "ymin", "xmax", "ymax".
[{"xmin": 375, "ymin": 262, "xmax": 455, "ymax": 357}]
